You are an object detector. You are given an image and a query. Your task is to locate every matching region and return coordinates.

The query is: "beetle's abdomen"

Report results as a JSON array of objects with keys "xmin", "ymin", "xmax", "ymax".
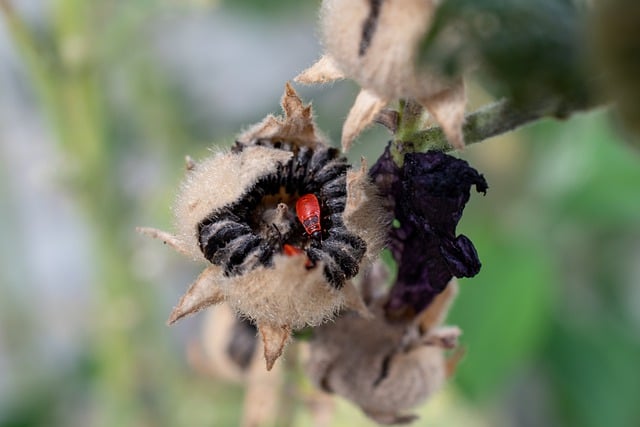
[{"xmin": 296, "ymin": 194, "xmax": 322, "ymax": 238}]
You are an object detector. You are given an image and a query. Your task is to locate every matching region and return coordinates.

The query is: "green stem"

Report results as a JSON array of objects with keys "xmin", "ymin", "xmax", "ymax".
[
  {"xmin": 390, "ymin": 95, "xmax": 597, "ymax": 164},
  {"xmin": 391, "ymin": 99, "xmax": 426, "ymax": 165},
  {"xmin": 0, "ymin": 0, "xmax": 64, "ymax": 137}
]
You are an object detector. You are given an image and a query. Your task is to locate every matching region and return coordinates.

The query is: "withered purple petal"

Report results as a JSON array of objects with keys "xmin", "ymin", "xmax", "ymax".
[
  {"xmin": 371, "ymin": 147, "xmax": 487, "ymax": 319},
  {"xmin": 368, "ymin": 142, "xmax": 400, "ymax": 212},
  {"xmin": 385, "ymin": 227, "xmax": 453, "ymax": 317},
  {"xmin": 440, "ymin": 234, "xmax": 482, "ymax": 277}
]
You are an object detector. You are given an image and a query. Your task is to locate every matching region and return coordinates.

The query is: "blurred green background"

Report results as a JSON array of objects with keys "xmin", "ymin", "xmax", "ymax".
[{"xmin": 1, "ymin": 1, "xmax": 639, "ymax": 426}]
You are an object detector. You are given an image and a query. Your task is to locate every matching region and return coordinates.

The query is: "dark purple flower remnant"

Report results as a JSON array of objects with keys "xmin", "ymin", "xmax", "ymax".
[{"xmin": 370, "ymin": 145, "xmax": 488, "ymax": 320}]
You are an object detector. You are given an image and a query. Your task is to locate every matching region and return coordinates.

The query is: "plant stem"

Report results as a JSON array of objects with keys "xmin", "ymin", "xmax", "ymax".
[{"xmin": 390, "ymin": 95, "xmax": 597, "ymax": 161}]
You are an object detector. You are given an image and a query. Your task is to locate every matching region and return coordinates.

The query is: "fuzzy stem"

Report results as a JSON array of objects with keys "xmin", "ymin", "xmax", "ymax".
[
  {"xmin": 397, "ymin": 99, "xmax": 425, "ymax": 137},
  {"xmin": 391, "ymin": 99, "xmax": 426, "ymax": 165},
  {"xmin": 390, "ymin": 95, "xmax": 597, "ymax": 162}
]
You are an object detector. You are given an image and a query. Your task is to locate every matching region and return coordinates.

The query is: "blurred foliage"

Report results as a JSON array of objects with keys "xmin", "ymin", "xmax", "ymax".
[
  {"xmin": 221, "ymin": 0, "xmax": 317, "ymax": 16},
  {"xmin": 1, "ymin": 1, "xmax": 224, "ymax": 426},
  {"xmin": 419, "ymin": 0, "xmax": 591, "ymax": 109},
  {"xmin": 449, "ymin": 232, "xmax": 555, "ymax": 400},
  {"xmin": 450, "ymin": 111, "xmax": 640, "ymax": 425},
  {"xmin": 591, "ymin": 0, "xmax": 640, "ymax": 146},
  {"xmin": 547, "ymin": 317, "xmax": 640, "ymax": 427},
  {"xmin": 1, "ymin": 0, "xmax": 639, "ymax": 427},
  {"xmin": 532, "ymin": 114, "xmax": 640, "ymax": 427}
]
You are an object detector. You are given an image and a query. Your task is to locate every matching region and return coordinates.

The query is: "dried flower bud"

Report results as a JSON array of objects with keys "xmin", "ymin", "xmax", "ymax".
[
  {"xmin": 296, "ymin": 0, "xmax": 467, "ymax": 150},
  {"xmin": 306, "ymin": 276, "xmax": 461, "ymax": 425},
  {"xmin": 139, "ymin": 84, "xmax": 389, "ymax": 369}
]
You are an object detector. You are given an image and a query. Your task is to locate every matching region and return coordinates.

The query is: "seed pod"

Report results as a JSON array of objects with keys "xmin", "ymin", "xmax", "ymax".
[
  {"xmin": 139, "ymin": 84, "xmax": 389, "ymax": 369},
  {"xmin": 306, "ymin": 277, "xmax": 462, "ymax": 425},
  {"xmin": 296, "ymin": 0, "xmax": 467, "ymax": 151}
]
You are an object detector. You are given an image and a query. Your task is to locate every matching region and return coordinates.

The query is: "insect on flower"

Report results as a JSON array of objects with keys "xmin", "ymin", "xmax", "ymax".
[
  {"xmin": 138, "ymin": 84, "xmax": 389, "ymax": 370},
  {"xmin": 296, "ymin": 193, "xmax": 322, "ymax": 240}
]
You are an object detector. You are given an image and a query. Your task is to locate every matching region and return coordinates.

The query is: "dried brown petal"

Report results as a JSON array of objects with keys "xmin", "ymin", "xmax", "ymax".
[
  {"xmin": 136, "ymin": 226, "xmax": 191, "ymax": 256},
  {"xmin": 419, "ymin": 79, "xmax": 467, "ymax": 150},
  {"xmin": 237, "ymin": 82, "xmax": 326, "ymax": 149},
  {"xmin": 167, "ymin": 266, "xmax": 225, "ymax": 325},
  {"xmin": 295, "ymin": 54, "xmax": 346, "ymax": 85},
  {"xmin": 343, "ymin": 158, "xmax": 391, "ymax": 262},
  {"xmin": 416, "ymin": 278, "xmax": 459, "ymax": 332},
  {"xmin": 342, "ymin": 88, "xmax": 388, "ymax": 151},
  {"xmin": 258, "ymin": 322, "xmax": 292, "ymax": 371}
]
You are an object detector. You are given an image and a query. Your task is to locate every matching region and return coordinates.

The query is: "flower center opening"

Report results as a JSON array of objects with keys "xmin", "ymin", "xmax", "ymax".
[{"xmin": 197, "ymin": 141, "xmax": 367, "ymax": 288}]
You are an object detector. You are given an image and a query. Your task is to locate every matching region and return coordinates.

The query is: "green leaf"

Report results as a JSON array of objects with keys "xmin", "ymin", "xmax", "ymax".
[
  {"xmin": 546, "ymin": 318, "xmax": 640, "ymax": 427},
  {"xmin": 592, "ymin": 0, "xmax": 640, "ymax": 146},
  {"xmin": 529, "ymin": 111, "xmax": 640, "ymax": 228},
  {"xmin": 419, "ymin": 0, "xmax": 591, "ymax": 107},
  {"xmin": 448, "ymin": 231, "xmax": 555, "ymax": 400}
]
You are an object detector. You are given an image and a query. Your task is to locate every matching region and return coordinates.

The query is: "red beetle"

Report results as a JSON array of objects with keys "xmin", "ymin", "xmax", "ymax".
[{"xmin": 296, "ymin": 193, "xmax": 322, "ymax": 240}]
